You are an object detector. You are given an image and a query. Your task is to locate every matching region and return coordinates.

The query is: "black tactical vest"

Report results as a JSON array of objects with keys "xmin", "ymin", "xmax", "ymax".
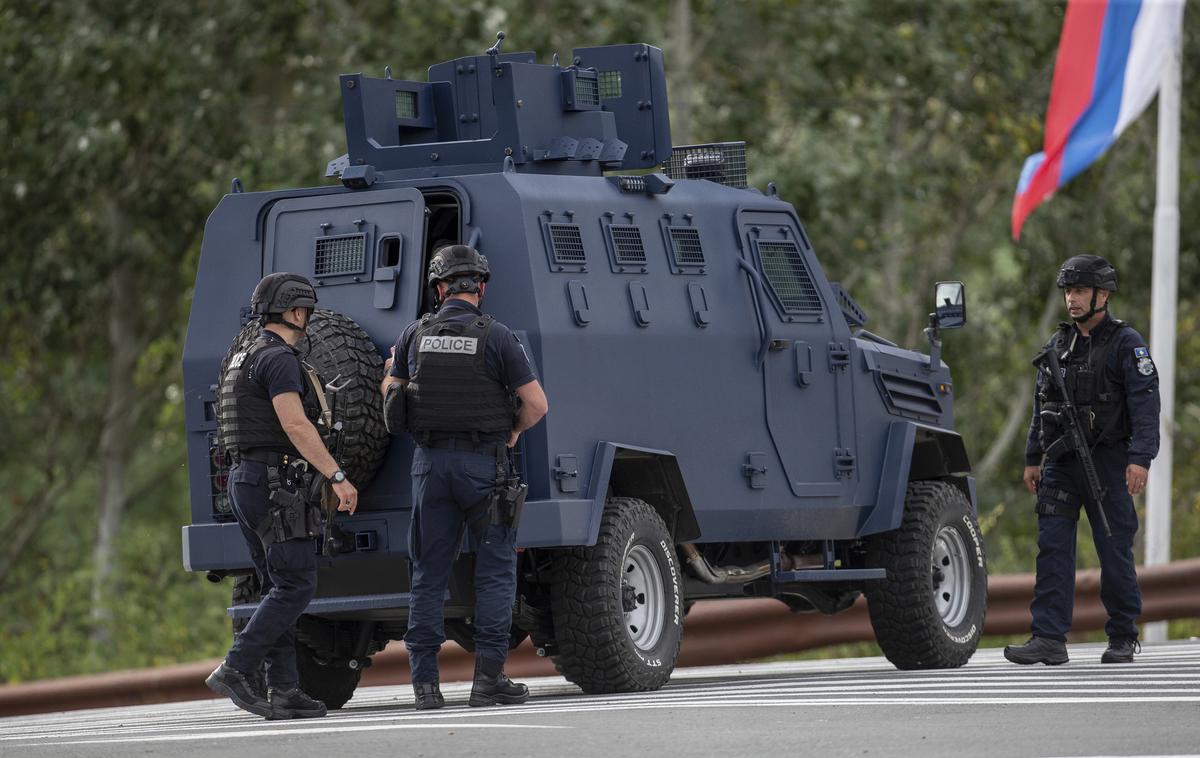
[
  {"xmin": 406, "ymin": 310, "xmax": 515, "ymax": 437},
  {"xmin": 1038, "ymin": 318, "xmax": 1131, "ymax": 448},
  {"xmin": 219, "ymin": 334, "xmax": 317, "ymax": 456}
]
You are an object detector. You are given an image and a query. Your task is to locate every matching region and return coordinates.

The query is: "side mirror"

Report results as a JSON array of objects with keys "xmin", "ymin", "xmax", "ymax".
[{"xmin": 933, "ymin": 281, "xmax": 966, "ymax": 329}]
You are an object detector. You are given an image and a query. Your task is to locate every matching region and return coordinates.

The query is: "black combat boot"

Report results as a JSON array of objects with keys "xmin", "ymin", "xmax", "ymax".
[
  {"xmin": 413, "ymin": 682, "xmax": 445, "ymax": 710},
  {"xmin": 1003, "ymin": 636, "xmax": 1069, "ymax": 665},
  {"xmin": 268, "ymin": 686, "xmax": 328, "ymax": 719},
  {"xmin": 1101, "ymin": 637, "xmax": 1140, "ymax": 663},
  {"xmin": 205, "ymin": 661, "xmax": 274, "ymax": 718},
  {"xmin": 468, "ymin": 656, "xmax": 529, "ymax": 707}
]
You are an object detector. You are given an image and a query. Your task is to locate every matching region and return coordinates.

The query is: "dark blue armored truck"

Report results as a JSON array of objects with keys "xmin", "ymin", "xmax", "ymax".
[{"xmin": 182, "ymin": 39, "xmax": 985, "ymax": 707}]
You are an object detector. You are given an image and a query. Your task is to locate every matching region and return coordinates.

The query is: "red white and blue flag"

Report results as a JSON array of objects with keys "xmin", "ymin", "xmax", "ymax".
[{"xmin": 1012, "ymin": 0, "xmax": 1185, "ymax": 240}]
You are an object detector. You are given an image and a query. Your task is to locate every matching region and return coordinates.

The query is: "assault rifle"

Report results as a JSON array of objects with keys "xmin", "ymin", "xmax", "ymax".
[{"xmin": 1033, "ymin": 346, "xmax": 1112, "ymax": 537}]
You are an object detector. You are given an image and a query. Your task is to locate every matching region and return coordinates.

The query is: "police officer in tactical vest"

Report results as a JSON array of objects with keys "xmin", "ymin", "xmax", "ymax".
[
  {"xmin": 1005, "ymin": 255, "xmax": 1159, "ymax": 666},
  {"xmin": 206, "ymin": 273, "xmax": 359, "ymax": 718},
  {"xmin": 381, "ymin": 245, "xmax": 548, "ymax": 710}
]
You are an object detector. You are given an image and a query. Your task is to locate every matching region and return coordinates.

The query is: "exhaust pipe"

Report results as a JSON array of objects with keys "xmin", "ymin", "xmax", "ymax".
[{"xmin": 680, "ymin": 543, "xmax": 771, "ymax": 584}]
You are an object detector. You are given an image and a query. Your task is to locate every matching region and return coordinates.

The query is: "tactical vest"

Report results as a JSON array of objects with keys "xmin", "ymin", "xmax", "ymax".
[
  {"xmin": 1037, "ymin": 319, "xmax": 1131, "ymax": 450},
  {"xmin": 219, "ymin": 333, "xmax": 318, "ymax": 456},
  {"xmin": 406, "ymin": 310, "xmax": 515, "ymax": 437}
]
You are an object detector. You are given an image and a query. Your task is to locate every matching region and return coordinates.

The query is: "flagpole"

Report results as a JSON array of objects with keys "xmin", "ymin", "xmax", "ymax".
[{"xmin": 1143, "ymin": 25, "xmax": 1182, "ymax": 645}]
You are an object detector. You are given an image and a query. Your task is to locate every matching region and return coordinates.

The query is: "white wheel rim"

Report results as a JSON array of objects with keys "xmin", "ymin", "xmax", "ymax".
[
  {"xmin": 932, "ymin": 525, "xmax": 972, "ymax": 628},
  {"xmin": 623, "ymin": 543, "xmax": 666, "ymax": 651}
]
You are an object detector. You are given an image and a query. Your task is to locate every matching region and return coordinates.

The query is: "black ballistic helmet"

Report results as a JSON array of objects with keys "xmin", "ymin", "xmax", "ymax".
[
  {"xmin": 427, "ymin": 245, "xmax": 490, "ymax": 300},
  {"xmin": 427, "ymin": 244, "xmax": 491, "ymax": 286},
  {"xmin": 250, "ymin": 272, "xmax": 318, "ymax": 316},
  {"xmin": 1056, "ymin": 254, "xmax": 1118, "ymax": 292}
]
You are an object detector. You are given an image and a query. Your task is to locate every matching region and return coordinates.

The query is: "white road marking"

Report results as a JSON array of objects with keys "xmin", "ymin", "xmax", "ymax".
[
  {"xmin": 3, "ymin": 641, "xmax": 1198, "ymax": 748},
  {"xmin": 21, "ymin": 722, "xmax": 567, "ymax": 747}
]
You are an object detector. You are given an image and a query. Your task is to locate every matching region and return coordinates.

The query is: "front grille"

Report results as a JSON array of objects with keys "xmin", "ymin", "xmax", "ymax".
[
  {"xmin": 314, "ymin": 233, "xmax": 366, "ymax": 277},
  {"xmin": 879, "ymin": 372, "xmax": 943, "ymax": 419}
]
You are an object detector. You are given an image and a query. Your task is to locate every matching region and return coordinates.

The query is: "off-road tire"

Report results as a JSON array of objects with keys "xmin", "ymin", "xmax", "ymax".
[
  {"xmin": 216, "ymin": 309, "xmax": 387, "ymax": 487},
  {"xmin": 865, "ymin": 481, "xmax": 987, "ymax": 669},
  {"xmin": 294, "ymin": 642, "xmax": 362, "ymax": 710},
  {"xmin": 549, "ymin": 497, "xmax": 683, "ymax": 693}
]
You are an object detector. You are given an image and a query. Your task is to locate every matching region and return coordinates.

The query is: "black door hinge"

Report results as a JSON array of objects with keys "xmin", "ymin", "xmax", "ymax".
[{"xmin": 828, "ymin": 342, "xmax": 850, "ymax": 371}]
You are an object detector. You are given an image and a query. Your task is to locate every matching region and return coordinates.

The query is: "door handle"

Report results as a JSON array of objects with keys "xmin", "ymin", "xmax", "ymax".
[{"xmin": 737, "ymin": 258, "xmax": 774, "ymax": 369}]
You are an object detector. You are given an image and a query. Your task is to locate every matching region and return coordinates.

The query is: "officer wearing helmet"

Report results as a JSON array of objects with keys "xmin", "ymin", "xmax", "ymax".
[
  {"xmin": 1005, "ymin": 255, "xmax": 1159, "ymax": 666},
  {"xmin": 206, "ymin": 273, "xmax": 359, "ymax": 719},
  {"xmin": 381, "ymin": 245, "xmax": 548, "ymax": 710}
]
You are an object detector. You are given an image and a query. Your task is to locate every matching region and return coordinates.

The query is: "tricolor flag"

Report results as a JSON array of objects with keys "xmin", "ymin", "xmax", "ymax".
[{"xmin": 1012, "ymin": 0, "xmax": 1186, "ymax": 240}]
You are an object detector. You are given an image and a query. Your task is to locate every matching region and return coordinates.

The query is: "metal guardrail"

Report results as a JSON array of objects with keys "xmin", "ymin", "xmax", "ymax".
[{"xmin": 3, "ymin": 558, "xmax": 1198, "ymax": 718}]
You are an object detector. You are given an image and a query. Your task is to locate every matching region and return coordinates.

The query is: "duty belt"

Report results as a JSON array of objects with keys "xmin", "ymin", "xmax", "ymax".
[
  {"xmin": 419, "ymin": 436, "xmax": 509, "ymax": 458},
  {"xmin": 236, "ymin": 449, "xmax": 296, "ymax": 467}
]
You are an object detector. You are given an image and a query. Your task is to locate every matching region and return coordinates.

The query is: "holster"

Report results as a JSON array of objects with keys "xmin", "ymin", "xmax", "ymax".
[{"xmin": 256, "ymin": 461, "xmax": 323, "ymax": 548}]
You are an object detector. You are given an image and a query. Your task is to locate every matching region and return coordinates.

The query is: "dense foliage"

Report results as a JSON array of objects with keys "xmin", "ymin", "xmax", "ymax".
[{"xmin": 1, "ymin": 0, "xmax": 1196, "ymax": 681}]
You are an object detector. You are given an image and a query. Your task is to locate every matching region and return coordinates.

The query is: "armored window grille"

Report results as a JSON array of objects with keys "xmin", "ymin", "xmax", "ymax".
[
  {"xmin": 314, "ymin": 233, "xmax": 367, "ymax": 277},
  {"xmin": 667, "ymin": 227, "xmax": 705, "ymax": 267},
  {"xmin": 547, "ymin": 223, "xmax": 586, "ymax": 264},
  {"xmin": 607, "ymin": 225, "xmax": 646, "ymax": 265},
  {"xmin": 662, "ymin": 142, "xmax": 749, "ymax": 189},
  {"xmin": 598, "ymin": 70, "xmax": 622, "ymax": 99},
  {"xmin": 574, "ymin": 74, "xmax": 600, "ymax": 107},
  {"xmin": 395, "ymin": 91, "xmax": 417, "ymax": 119},
  {"xmin": 757, "ymin": 239, "xmax": 822, "ymax": 313}
]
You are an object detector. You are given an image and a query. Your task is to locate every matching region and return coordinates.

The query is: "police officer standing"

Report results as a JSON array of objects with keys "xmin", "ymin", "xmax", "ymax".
[
  {"xmin": 1005, "ymin": 255, "xmax": 1159, "ymax": 666},
  {"xmin": 206, "ymin": 273, "xmax": 359, "ymax": 718},
  {"xmin": 381, "ymin": 245, "xmax": 548, "ymax": 710}
]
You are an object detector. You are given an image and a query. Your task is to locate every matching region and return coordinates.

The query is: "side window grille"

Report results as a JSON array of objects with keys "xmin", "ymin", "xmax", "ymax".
[
  {"xmin": 608, "ymin": 225, "xmax": 646, "ymax": 265},
  {"xmin": 757, "ymin": 239, "xmax": 822, "ymax": 313},
  {"xmin": 395, "ymin": 91, "xmax": 417, "ymax": 119},
  {"xmin": 598, "ymin": 70, "xmax": 622, "ymax": 99},
  {"xmin": 574, "ymin": 75, "xmax": 599, "ymax": 107},
  {"xmin": 548, "ymin": 223, "xmax": 586, "ymax": 264},
  {"xmin": 314, "ymin": 233, "xmax": 366, "ymax": 277},
  {"xmin": 668, "ymin": 227, "xmax": 705, "ymax": 267}
]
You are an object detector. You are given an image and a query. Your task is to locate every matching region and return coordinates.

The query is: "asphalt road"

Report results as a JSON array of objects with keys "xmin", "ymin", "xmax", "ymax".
[{"xmin": 3, "ymin": 641, "xmax": 1199, "ymax": 758}]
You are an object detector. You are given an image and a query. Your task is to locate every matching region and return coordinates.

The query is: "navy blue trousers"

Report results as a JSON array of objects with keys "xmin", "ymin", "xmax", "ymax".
[
  {"xmin": 405, "ymin": 445, "xmax": 517, "ymax": 683},
  {"xmin": 1031, "ymin": 445, "xmax": 1142, "ymax": 642},
  {"xmin": 225, "ymin": 460, "xmax": 318, "ymax": 689}
]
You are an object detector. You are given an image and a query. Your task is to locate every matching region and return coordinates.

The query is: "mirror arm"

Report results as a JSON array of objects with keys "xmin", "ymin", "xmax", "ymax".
[{"xmin": 924, "ymin": 313, "xmax": 942, "ymax": 372}]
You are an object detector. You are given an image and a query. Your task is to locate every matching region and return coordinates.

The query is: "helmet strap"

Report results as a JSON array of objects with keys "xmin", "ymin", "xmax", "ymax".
[{"xmin": 1072, "ymin": 289, "xmax": 1108, "ymax": 323}]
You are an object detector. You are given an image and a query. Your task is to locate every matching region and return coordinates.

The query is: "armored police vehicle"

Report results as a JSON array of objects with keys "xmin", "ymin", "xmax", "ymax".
[{"xmin": 183, "ymin": 38, "xmax": 984, "ymax": 708}]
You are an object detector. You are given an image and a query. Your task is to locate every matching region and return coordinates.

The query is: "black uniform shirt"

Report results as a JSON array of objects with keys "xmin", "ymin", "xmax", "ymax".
[
  {"xmin": 247, "ymin": 330, "xmax": 306, "ymax": 400},
  {"xmin": 389, "ymin": 299, "xmax": 537, "ymax": 391},
  {"xmin": 1024, "ymin": 314, "xmax": 1160, "ymax": 469}
]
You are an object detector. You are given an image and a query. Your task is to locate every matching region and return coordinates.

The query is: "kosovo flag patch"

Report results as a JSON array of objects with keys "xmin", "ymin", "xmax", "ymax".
[{"xmin": 1134, "ymin": 347, "xmax": 1156, "ymax": 376}]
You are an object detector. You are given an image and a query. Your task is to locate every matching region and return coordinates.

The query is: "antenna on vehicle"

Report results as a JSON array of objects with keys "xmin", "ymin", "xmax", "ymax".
[
  {"xmin": 552, "ymin": 52, "xmax": 561, "ymax": 67},
  {"xmin": 384, "ymin": 65, "xmax": 393, "ymax": 80},
  {"xmin": 486, "ymin": 31, "xmax": 506, "ymax": 57}
]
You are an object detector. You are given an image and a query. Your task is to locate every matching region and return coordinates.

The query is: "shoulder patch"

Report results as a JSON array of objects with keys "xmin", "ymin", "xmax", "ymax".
[
  {"xmin": 1134, "ymin": 346, "xmax": 1149, "ymax": 358},
  {"xmin": 1136, "ymin": 354, "xmax": 1156, "ymax": 376}
]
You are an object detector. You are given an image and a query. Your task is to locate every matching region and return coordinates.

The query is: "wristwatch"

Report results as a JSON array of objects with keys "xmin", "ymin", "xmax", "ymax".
[{"xmin": 331, "ymin": 469, "xmax": 347, "ymax": 483}]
